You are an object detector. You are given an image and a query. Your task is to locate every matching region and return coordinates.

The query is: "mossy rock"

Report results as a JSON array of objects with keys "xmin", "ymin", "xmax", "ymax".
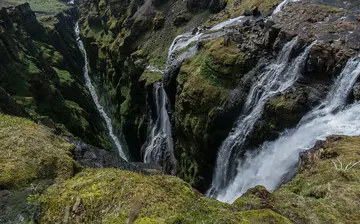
[
  {"xmin": 139, "ymin": 70, "xmax": 163, "ymax": 87},
  {"xmin": 207, "ymin": 0, "xmax": 283, "ymax": 25},
  {"xmin": 38, "ymin": 168, "xmax": 290, "ymax": 223},
  {"xmin": 0, "ymin": 114, "xmax": 81, "ymax": 190},
  {"xmin": 175, "ymin": 36, "xmax": 247, "ymax": 188},
  {"xmin": 237, "ymin": 136, "xmax": 360, "ymax": 223}
]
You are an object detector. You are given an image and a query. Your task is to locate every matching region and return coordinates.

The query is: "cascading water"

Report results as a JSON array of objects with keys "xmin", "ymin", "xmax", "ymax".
[
  {"xmin": 217, "ymin": 55, "xmax": 360, "ymax": 203},
  {"xmin": 273, "ymin": 0, "xmax": 300, "ymax": 14},
  {"xmin": 207, "ymin": 38, "xmax": 316, "ymax": 197},
  {"xmin": 75, "ymin": 22, "xmax": 128, "ymax": 161},
  {"xmin": 143, "ymin": 15, "xmax": 247, "ymax": 168},
  {"xmin": 143, "ymin": 82, "xmax": 177, "ymax": 173}
]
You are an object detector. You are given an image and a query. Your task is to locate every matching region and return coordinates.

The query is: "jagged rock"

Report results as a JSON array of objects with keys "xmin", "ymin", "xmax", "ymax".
[
  {"xmin": 0, "ymin": 87, "xmax": 29, "ymax": 118},
  {"xmin": 0, "ymin": 3, "xmax": 112, "ymax": 150},
  {"xmin": 66, "ymin": 137, "xmax": 141, "ymax": 171}
]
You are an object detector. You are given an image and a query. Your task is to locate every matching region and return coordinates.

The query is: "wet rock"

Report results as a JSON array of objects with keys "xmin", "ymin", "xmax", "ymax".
[
  {"xmin": 65, "ymin": 137, "xmax": 141, "ymax": 172},
  {"xmin": 352, "ymin": 83, "xmax": 360, "ymax": 101},
  {"xmin": 173, "ymin": 15, "xmax": 190, "ymax": 27},
  {"xmin": 252, "ymin": 6, "xmax": 261, "ymax": 17},
  {"xmin": 243, "ymin": 9, "xmax": 252, "ymax": 16}
]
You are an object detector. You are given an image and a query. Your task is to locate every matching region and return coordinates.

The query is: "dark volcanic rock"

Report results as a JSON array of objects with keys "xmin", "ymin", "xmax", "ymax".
[{"xmin": 65, "ymin": 137, "xmax": 140, "ymax": 171}]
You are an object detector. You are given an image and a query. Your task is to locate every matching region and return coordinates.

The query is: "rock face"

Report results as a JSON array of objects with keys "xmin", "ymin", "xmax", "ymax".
[
  {"xmin": 0, "ymin": 3, "xmax": 112, "ymax": 149},
  {"xmin": 175, "ymin": 2, "xmax": 360, "ymax": 191},
  {"xmin": 1, "ymin": 1, "xmax": 360, "ymax": 223},
  {"xmin": 76, "ymin": 0, "xmax": 360, "ymax": 192},
  {"xmin": 66, "ymin": 137, "xmax": 141, "ymax": 171},
  {"xmin": 78, "ymin": 0, "xmax": 212, "ymax": 160}
]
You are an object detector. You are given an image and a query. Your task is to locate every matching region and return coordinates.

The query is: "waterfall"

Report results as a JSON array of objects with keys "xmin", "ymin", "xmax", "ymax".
[
  {"xmin": 75, "ymin": 22, "xmax": 128, "ymax": 161},
  {"xmin": 143, "ymin": 15, "xmax": 246, "ymax": 169},
  {"xmin": 273, "ymin": 0, "xmax": 301, "ymax": 14},
  {"xmin": 143, "ymin": 82, "xmax": 176, "ymax": 173},
  {"xmin": 163, "ymin": 15, "xmax": 247, "ymax": 83},
  {"xmin": 207, "ymin": 38, "xmax": 316, "ymax": 197},
  {"xmin": 217, "ymin": 55, "xmax": 360, "ymax": 203}
]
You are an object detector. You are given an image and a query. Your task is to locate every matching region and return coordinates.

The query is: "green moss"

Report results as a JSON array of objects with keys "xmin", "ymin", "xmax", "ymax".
[
  {"xmin": 180, "ymin": 153, "xmax": 199, "ymax": 186},
  {"xmin": 207, "ymin": 0, "xmax": 282, "ymax": 25},
  {"xmin": 237, "ymin": 136, "xmax": 360, "ymax": 223},
  {"xmin": 139, "ymin": 70, "xmax": 163, "ymax": 87},
  {"xmin": 39, "ymin": 168, "xmax": 288, "ymax": 223},
  {"xmin": 0, "ymin": 114, "xmax": 80, "ymax": 190},
  {"xmin": 6, "ymin": 0, "xmax": 69, "ymax": 14},
  {"xmin": 53, "ymin": 67, "xmax": 74, "ymax": 86},
  {"xmin": 33, "ymin": 41, "xmax": 64, "ymax": 67},
  {"xmin": 239, "ymin": 209, "xmax": 292, "ymax": 224},
  {"xmin": 13, "ymin": 96, "xmax": 38, "ymax": 118}
]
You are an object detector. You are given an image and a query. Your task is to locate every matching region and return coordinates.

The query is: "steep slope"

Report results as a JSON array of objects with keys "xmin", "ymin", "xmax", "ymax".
[
  {"xmin": 0, "ymin": 114, "xmax": 81, "ymax": 223},
  {"xmin": 0, "ymin": 3, "xmax": 112, "ymax": 148},
  {"xmin": 75, "ymin": 0, "xmax": 360, "ymax": 192}
]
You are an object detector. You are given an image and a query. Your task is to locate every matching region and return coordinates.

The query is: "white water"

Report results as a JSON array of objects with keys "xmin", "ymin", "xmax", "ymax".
[
  {"xmin": 217, "ymin": 55, "xmax": 360, "ymax": 203},
  {"xmin": 273, "ymin": 0, "xmax": 301, "ymax": 14},
  {"xmin": 143, "ymin": 15, "xmax": 247, "ymax": 167},
  {"xmin": 75, "ymin": 22, "xmax": 128, "ymax": 161},
  {"xmin": 143, "ymin": 82, "xmax": 176, "ymax": 172},
  {"xmin": 163, "ymin": 15, "xmax": 247, "ymax": 80},
  {"xmin": 207, "ymin": 38, "xmax": 316, "ymax": 197}
]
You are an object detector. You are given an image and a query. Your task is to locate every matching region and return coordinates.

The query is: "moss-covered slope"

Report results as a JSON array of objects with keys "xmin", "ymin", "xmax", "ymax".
[
  {"xmin": 0, "ymin": 3, "xmax": 112, "ymax": 148},
  {"xmin": 38, "ymin": 168, "xmax": 291, "ymax": 224},
  {"xmin": 0, "ymin": 114, "xmax": 81, "ymax": 223},
  {"xmin": 0, "ymin": 114, "xmax": 80, "ymax": 190}
]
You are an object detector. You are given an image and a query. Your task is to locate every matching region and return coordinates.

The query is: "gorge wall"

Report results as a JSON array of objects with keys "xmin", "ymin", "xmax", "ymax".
[
  {"xmin": 1, "ymin": 0, "xmax": 360, "ymax": 223},
  {"xmin": 77, "ymin": 0, "xmax": 360, "ymax": 191}
]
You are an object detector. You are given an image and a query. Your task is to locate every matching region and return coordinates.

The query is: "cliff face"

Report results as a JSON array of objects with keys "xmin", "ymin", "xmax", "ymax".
[
  {"xmin": 76, "ymin": 0, "xmax": 360, "ymax": 191},
  {"xmin": 0, "ymin": 3, "xmax": 112, "ymax": 149},
  {"xmin": 77, "ymin": 0, "xmax": 219, "ymax": 160},
  {"xmin": 1, "ymin": 0, "xmax": 360, "ymax": 223}
]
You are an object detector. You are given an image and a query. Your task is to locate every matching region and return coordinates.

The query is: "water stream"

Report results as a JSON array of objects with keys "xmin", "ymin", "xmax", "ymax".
[
  {"xmin": 75, "ymin": 22, "xmax": 128, "ymax": 161},
  {"xmin": 207, "ymin": 38, "xmax": 316, "ymax": 197},
  {"xmin": 217, "ymin": 55, "xmax": 360, "ymax": 203},
  {"xmin": 143, "ymin": 82, "xmax": 176, "ymax": 173},
  {"xmin": 143, "ymin": 12, "xmax": 247, "ymax": 168}
]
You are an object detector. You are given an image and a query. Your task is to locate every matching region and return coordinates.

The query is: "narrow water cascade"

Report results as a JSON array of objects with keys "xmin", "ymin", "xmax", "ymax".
[
  {"xmin": 217, "ymin": 55, "xmax": 360, "ymax": 203},
  {"xmin": 143, "ymin": 82, "xmax": 177, "ymax": 173},
  {"xmin": 207, "ymin": 39, "xmax": 316, "ymax": 197},
  {"xmin": 163, "ymin": 15, "xmax": 247, "ymax": 83},
  {"xmin": 75, "ymin": 22, "xmax": 128, "ymax": 161},
  {"xmin": 143, "ymin": 15, "xmax": 247, "ymax": 169},
  {"xmin": 273, "ymin": 0, "xmax": 300, "ymax": 14}
]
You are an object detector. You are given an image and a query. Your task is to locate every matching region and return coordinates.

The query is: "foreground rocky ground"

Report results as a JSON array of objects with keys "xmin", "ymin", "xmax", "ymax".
[
  {"xmin": 1, "ymin": 114, "xmax": 359, "ymax": 223},
  {"xmin": 1, "ymin": 0, "xmax": 360, "ymax": 223}
]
